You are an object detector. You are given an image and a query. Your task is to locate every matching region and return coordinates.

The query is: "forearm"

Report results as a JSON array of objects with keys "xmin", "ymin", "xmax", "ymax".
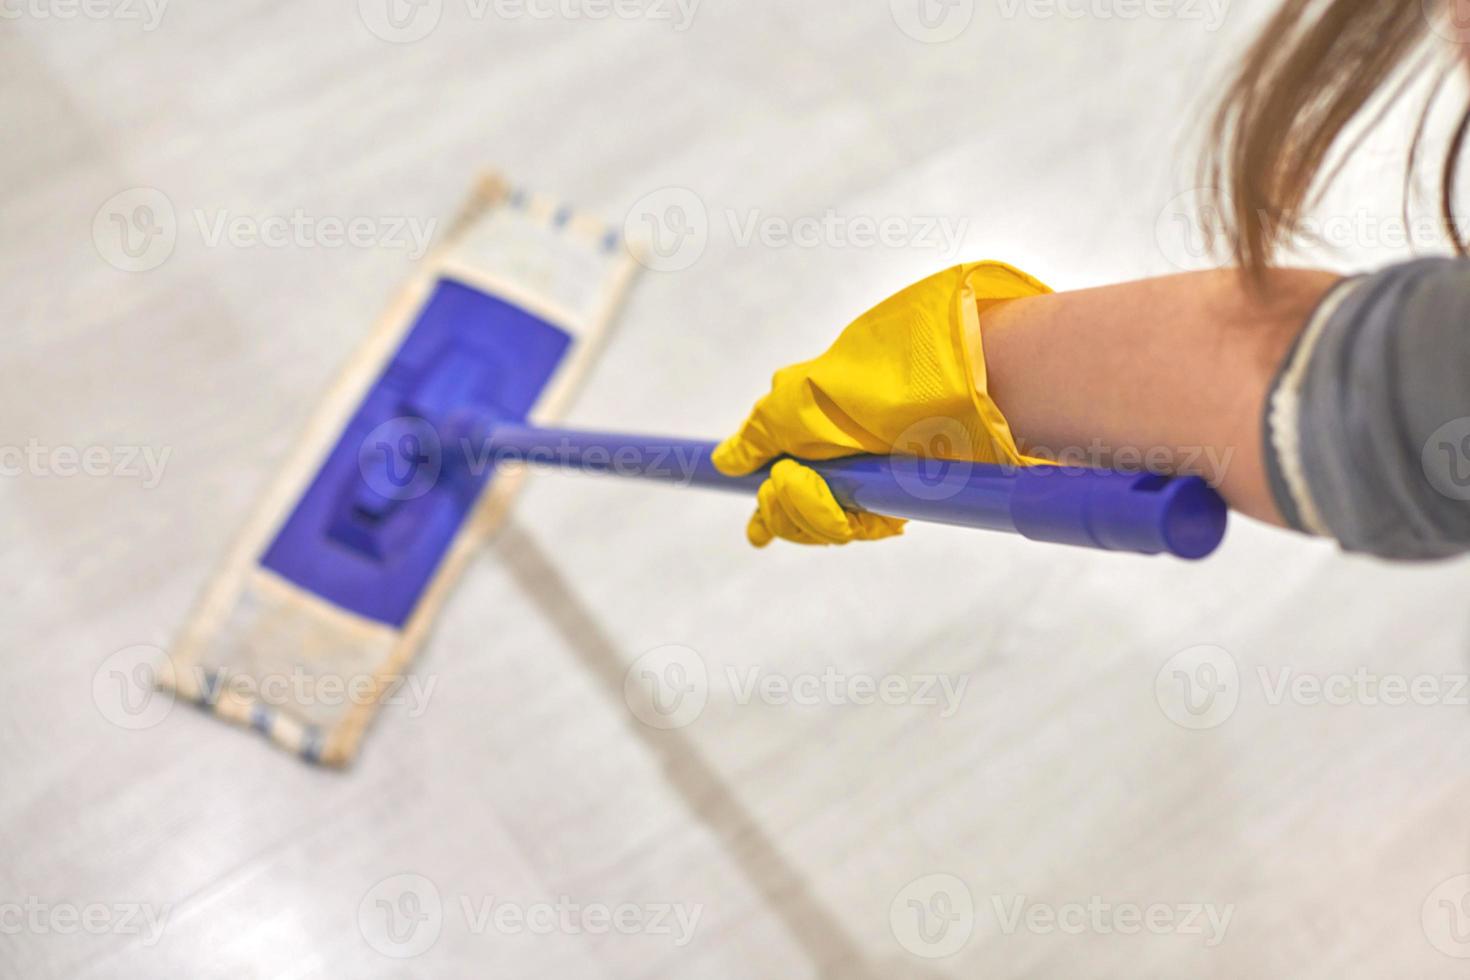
[{"xmin": 979, "ymin": 268, "xmax": 1341, "ymax": 526}]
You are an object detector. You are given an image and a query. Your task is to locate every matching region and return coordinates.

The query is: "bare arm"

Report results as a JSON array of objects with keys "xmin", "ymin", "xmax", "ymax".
[{"xmin": 978, "ymin": 268, "xmax": 1342, "ymax": 526}]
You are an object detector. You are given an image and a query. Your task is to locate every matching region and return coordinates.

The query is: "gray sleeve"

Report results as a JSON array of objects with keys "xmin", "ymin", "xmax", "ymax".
[{"xmin": 1263, "ymin": 257, "xmax": 1470, "ymax": 560}]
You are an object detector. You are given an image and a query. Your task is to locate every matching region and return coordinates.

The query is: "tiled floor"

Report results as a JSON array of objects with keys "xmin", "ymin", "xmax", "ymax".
[{"xmin": 6, "ymin": 2, "xmax": 1470, "ymax": 976}]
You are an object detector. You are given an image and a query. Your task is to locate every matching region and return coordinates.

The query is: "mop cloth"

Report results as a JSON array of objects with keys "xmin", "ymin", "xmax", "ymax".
[{"xmin": 162, "ymin": 174, "xmax": 638, "ymax": 764}]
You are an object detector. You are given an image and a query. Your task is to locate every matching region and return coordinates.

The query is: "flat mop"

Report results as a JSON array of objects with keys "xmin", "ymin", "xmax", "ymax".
[
  {"xmin": 165, "ymin": 174, "xmax": 1227, "ymax": 765},
  {"xmin": 164, "ymin": 175, "xmax": 638, "ymax": 764}
]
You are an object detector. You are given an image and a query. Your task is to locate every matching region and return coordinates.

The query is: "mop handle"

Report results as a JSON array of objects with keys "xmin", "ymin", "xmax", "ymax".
[{"xmin": 475, "ymin": 423, "xmax": 1228, "ymax": 559}]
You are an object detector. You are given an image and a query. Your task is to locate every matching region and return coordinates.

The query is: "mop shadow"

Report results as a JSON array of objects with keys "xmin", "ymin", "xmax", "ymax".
[{"xmin": 492, "ymin": 521, "xmax": 954, "ymax": 980}]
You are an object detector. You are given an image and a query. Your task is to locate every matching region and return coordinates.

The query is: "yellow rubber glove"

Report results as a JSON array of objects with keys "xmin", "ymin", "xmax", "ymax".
[{"xmin": 712, "ymin": 261, "xmax": 1052, "ymax": 547}]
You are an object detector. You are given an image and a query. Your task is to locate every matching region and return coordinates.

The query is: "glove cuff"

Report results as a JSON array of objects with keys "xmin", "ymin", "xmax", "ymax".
[{"xmin": 954, "ymin": 261, "xmax": 1053, "ymax": 466}]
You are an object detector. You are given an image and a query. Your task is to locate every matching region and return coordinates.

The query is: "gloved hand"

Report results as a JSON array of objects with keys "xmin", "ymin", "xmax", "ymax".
[{"xmin": 712, "ymin": 261, "xmax": 1052, "ymax": 547}]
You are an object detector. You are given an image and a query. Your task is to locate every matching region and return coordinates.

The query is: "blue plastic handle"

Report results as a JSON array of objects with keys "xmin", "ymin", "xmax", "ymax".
[{"xmin": 474, "ymin": 424, "xmax": 1228, "ymax": 559}]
